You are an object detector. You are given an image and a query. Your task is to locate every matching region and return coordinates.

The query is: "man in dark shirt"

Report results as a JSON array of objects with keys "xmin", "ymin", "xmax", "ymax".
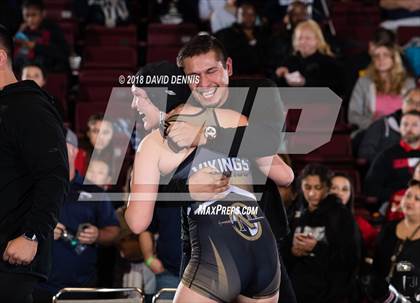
[
  {"xmin": 365, "ymin": 110, "xmax": 420, "ymax": 209},
  {"xmin": 215, "ymin": 2, "xmax": 269, "ymax": 75},
  {"xmin": 0, "ymin": 24, "xmax": 69, "ymax": 303}
]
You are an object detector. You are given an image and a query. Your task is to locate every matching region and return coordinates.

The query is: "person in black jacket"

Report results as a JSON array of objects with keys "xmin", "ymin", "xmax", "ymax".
[
  {"xmin": 285, "ymin": 164, "xmax": 360, "ymax": 303},
  {"xmin": 275, "ymin": 19, "xmax": 343, "ymax": 96},
  {"xmin": 215, "ymin": 2, "xmax": 269, "ymax": 75},
  {"xmin": 0, "ymin": 25, "xmax": 69, "ymax": 303},
  {"xmin": 365, "ymin": 110, "xmax": 420, "ymax": 209},
  {"xmin": 14, "ymin": 0, "xmax": 70, "ymax": 72}
]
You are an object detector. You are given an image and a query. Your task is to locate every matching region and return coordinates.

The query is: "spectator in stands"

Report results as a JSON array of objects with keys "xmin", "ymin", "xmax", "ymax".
[
  {"xmin": 266, "ymin": 1, "xmax": 310, "ymax": 79},
  {"xmin": 199, "ymin": 0, "xmax": 226, "ymax": 22},
  {"xmin": 285, "ymin": 164, "xmax": 360, "ymax": 303},
  {"xmin": 14, "ymin": 0, "xmax": 69, "ymax": 72},
  {"xmin": 275, "ymin": 19, "xmax": 343, "ymax": 95},
  {"xmin": 210, "ymin": 0, "xmax": 237, "ymax": 33},
  {"xmin": 379, "ymin": 0, "xmax": 420, "ymax": 30},
  {"xmin": 330, "ymin": 173, "xmax": 378, "ymax": 250},
  {"xmin": 348, "ymin": 42, "xmax": 415, "ymax": 133},
  {"xmin": 85, "ymin": 158, "xmax": 112, "ymax": 190},
  {"xmin": 32, "ymin": 129, "xmax": 120, "ymax": 303},
  {"xmin": 138, "ymin": 203, "xmax": 182, "ymax": 294},
  {"xmin": 73, "ymin": 0, "xmax": 130, "ymax": 28},
  {"xmin": 367, "ymin": 179, "xmax": 420, "ymax": 303},
  {"xmin": 215, "ymin": 2, "xmax": 269, "ymax": 75},
  {"xmin": 20, "ymin": 62, "xmax": 65, "ymax": 119},
  {"xmin": 365, "ymin": 110, "xmax": 420, "ymax": 209},
  {"xmin": 358, "ymin": 88, "xmax": 420, "ymax": 164},
  {"xmin": 386, "ymin": 160, "xmax": 420, "ymax": 222},
  {"xmin": 345, "ymin": 27, "xmax": 398, "ymax": 98},
  {"xmin": 76, "ymin": 114, "xmax": 115, "ymax": 177}
]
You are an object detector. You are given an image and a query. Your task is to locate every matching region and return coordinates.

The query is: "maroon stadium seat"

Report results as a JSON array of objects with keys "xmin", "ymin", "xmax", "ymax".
[
  {"xmin": 85, "ymin": 25, "xmax": 137, "ymax": 47},
  {"xmin": 82, "ymin": 47, "xmax": 137, "ymax": 69},
  {"xmin": 74, "ymin": 102, "xmax": 107, "ymax": 134},
  {"xmin": 44, "ymin": 0, "xmax": 71, "ymax": 10},
  {"xmin": 44, "ymin": 72, "xmax": 68, "ymax": 113},
  {"xmin": 291, "ymin": 133, "xmax": 354, "ymax": 168},
  {"xmin": 146, "ymin": 23, "xmax": 198, "ymax": 63},
  {"xmin": 397, "ymin": 26, "xmax": 420, "ymax": 45},
  {"xmin": 57, "ymin": 20, "xmax": 77, "ymax": 49},
  {"xmin": 78, "ymin": 69, "xmax": 132, "ymax": 102}
]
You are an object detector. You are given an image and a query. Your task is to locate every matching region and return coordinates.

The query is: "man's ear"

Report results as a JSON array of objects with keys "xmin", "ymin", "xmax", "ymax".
[
  {"xmin": 226, "ymin": 57, "xmax": 233, "ymax": 77},
  {"xmin": 0, "ymin": 50, "xmax": 9, "ymax": 69}
]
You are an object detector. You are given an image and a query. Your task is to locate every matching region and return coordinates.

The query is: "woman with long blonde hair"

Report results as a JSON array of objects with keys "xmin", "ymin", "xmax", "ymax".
[
  {"xmin": 275, "ymin": 20, "xmax": 343, "ymax": 94},
  {"xmin": 348, "ymin": 43, "xmax": 415, "ymax": 132}
]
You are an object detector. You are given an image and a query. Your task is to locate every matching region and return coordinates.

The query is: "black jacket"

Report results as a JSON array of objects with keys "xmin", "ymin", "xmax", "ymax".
[
  {"xmin": 365, "ymin": 141, "xmax": 420, "ymax": 205},
  {"xmin": 215, "ymin": 23, "xmax": 269, "ymax": 75},
  {"xmin": 278, "ymin": 51, "xmax": 344, "ymax": 96},
  {"xmin": 285, "ymin": 194, "xmax": 360, "ymax": 303},
  {"xmin": 0, "ymin": 80, "xmax": 69, "ymax": 279}
]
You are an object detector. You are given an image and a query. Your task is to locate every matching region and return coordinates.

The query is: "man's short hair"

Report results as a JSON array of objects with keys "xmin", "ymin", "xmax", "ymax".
[
  {"xmin": 0, "ymin": 24, "xmax": 14, "ymax": 64},
  {"xmin": 22, "ymin": 0, "xmax": 45, "ymax": 10},
  {"xmin": 176, "ymin": 34, "xmax": 228, "ymax": 68},
  {"xmin": 402, "ymin": 110, "xmax": 420, "ymax": 120},
  {"xmin": 87, "ymin": 113, "xmax": 105, "ymax": 128},
  {"xmin": 408, "ymin": 179, "xmax": 420, "ymax": 189}
]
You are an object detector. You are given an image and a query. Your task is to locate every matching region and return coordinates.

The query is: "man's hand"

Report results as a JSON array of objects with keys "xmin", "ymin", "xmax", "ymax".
[
  {"xmin": 149, "ymin": 257, "xmax": 165, "ymax": 274},
  {"xmin": 188, "ymin": 167, "xmax": 230, "ymax": 201},
  {"xmin": 2, "ymin": 236, "xmax": 38, "ymax": 266},
  {"xmin": 292, "ymin": 233, "xmax": 317, "ymax": 254},
  {"xmin": 167, "ymin": 121, "xmax": 206, "ymax": 148},
  {"xmin": 77, "ymin": 224, "xmax": 99, "ymax": 245},
  {"xmin": 54, "ymin": 222, "xmax": 66, "ymax": 240},
  {"xmin": 275, "ymin": 67, "xmax": 289, "ymax": 78}
]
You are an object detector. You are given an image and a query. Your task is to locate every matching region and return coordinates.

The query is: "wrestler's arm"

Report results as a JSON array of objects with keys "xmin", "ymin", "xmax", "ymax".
[
  {"xmin": 125, "ymin": 133, "xmax": 161, "ymax": 234},
  {"xmin": 255, "ymin": 155, "xmax": 294, "ymax": 187}
]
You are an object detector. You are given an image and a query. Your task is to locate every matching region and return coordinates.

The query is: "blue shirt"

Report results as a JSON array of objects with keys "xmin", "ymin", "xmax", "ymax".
[
  {"xmin": 37, "ymin": 173, "xmax": 119, "ymax": 293},
  {"xmin": 148, "ymin": 204, "xmax": 182, "ymax": 276}
]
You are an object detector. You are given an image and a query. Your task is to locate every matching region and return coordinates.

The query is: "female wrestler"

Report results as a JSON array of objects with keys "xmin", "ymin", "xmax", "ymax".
[{"xmin": 125, "ymin": 102, "xmax": 294, "ymax": 303}]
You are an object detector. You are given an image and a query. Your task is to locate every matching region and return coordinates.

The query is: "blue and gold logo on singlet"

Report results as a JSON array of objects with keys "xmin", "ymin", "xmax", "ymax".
[{"xmin": 226, "ymin": 202, "xmax": 264, "ymax": 241}]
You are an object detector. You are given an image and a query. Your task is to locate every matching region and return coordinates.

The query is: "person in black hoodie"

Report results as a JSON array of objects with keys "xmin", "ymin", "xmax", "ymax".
[
  {"xmin": 14, "ymin": 0, "xmax": 70, "ymax": 72},
  {"xmin": 0, "ymin": 25, "xmax": 69, "ymax": 303},
  {"xmin": 285, "ymin": 163, "xmax": 360, "ymax": 303}
]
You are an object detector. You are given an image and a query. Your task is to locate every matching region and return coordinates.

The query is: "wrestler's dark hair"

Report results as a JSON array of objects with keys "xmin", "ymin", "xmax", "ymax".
[
  {"xmin": 176, "ymin": 34, "xmax": 229, "ymax": 68},
  {"xmin": 0, "ymin": 24, "xmax": 14, "ymax": 65},
  {"xmin": 22, "ymin": 0, "xmax": 45, "ymax": 11},
  {"xmin": 299, "ymin": 163, "xmax": 333, "ymax": 189}
]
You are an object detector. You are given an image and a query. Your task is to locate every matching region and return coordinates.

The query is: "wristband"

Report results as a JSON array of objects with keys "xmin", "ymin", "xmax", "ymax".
[{"xmin": 145, "ymin": 256, "xmax": 155, "ymax": 267}]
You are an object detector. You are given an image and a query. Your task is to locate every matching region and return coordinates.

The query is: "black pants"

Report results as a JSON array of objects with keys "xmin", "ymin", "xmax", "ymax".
[{"xmin": 0, "ymin": 272, "xmax": 39, "ymax": 303}]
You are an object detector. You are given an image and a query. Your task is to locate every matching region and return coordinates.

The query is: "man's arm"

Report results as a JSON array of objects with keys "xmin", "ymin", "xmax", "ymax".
[
  {"xmin": 380, "ymin": 0, "xmax": 418, "ymax": 10},
  {"xmin": 15, "ymin": 99, "xmax": 69, "ymax": 241},
  {"xmin": 97, "ymin": 226, "xmax": 120, "ymax": 245}
]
